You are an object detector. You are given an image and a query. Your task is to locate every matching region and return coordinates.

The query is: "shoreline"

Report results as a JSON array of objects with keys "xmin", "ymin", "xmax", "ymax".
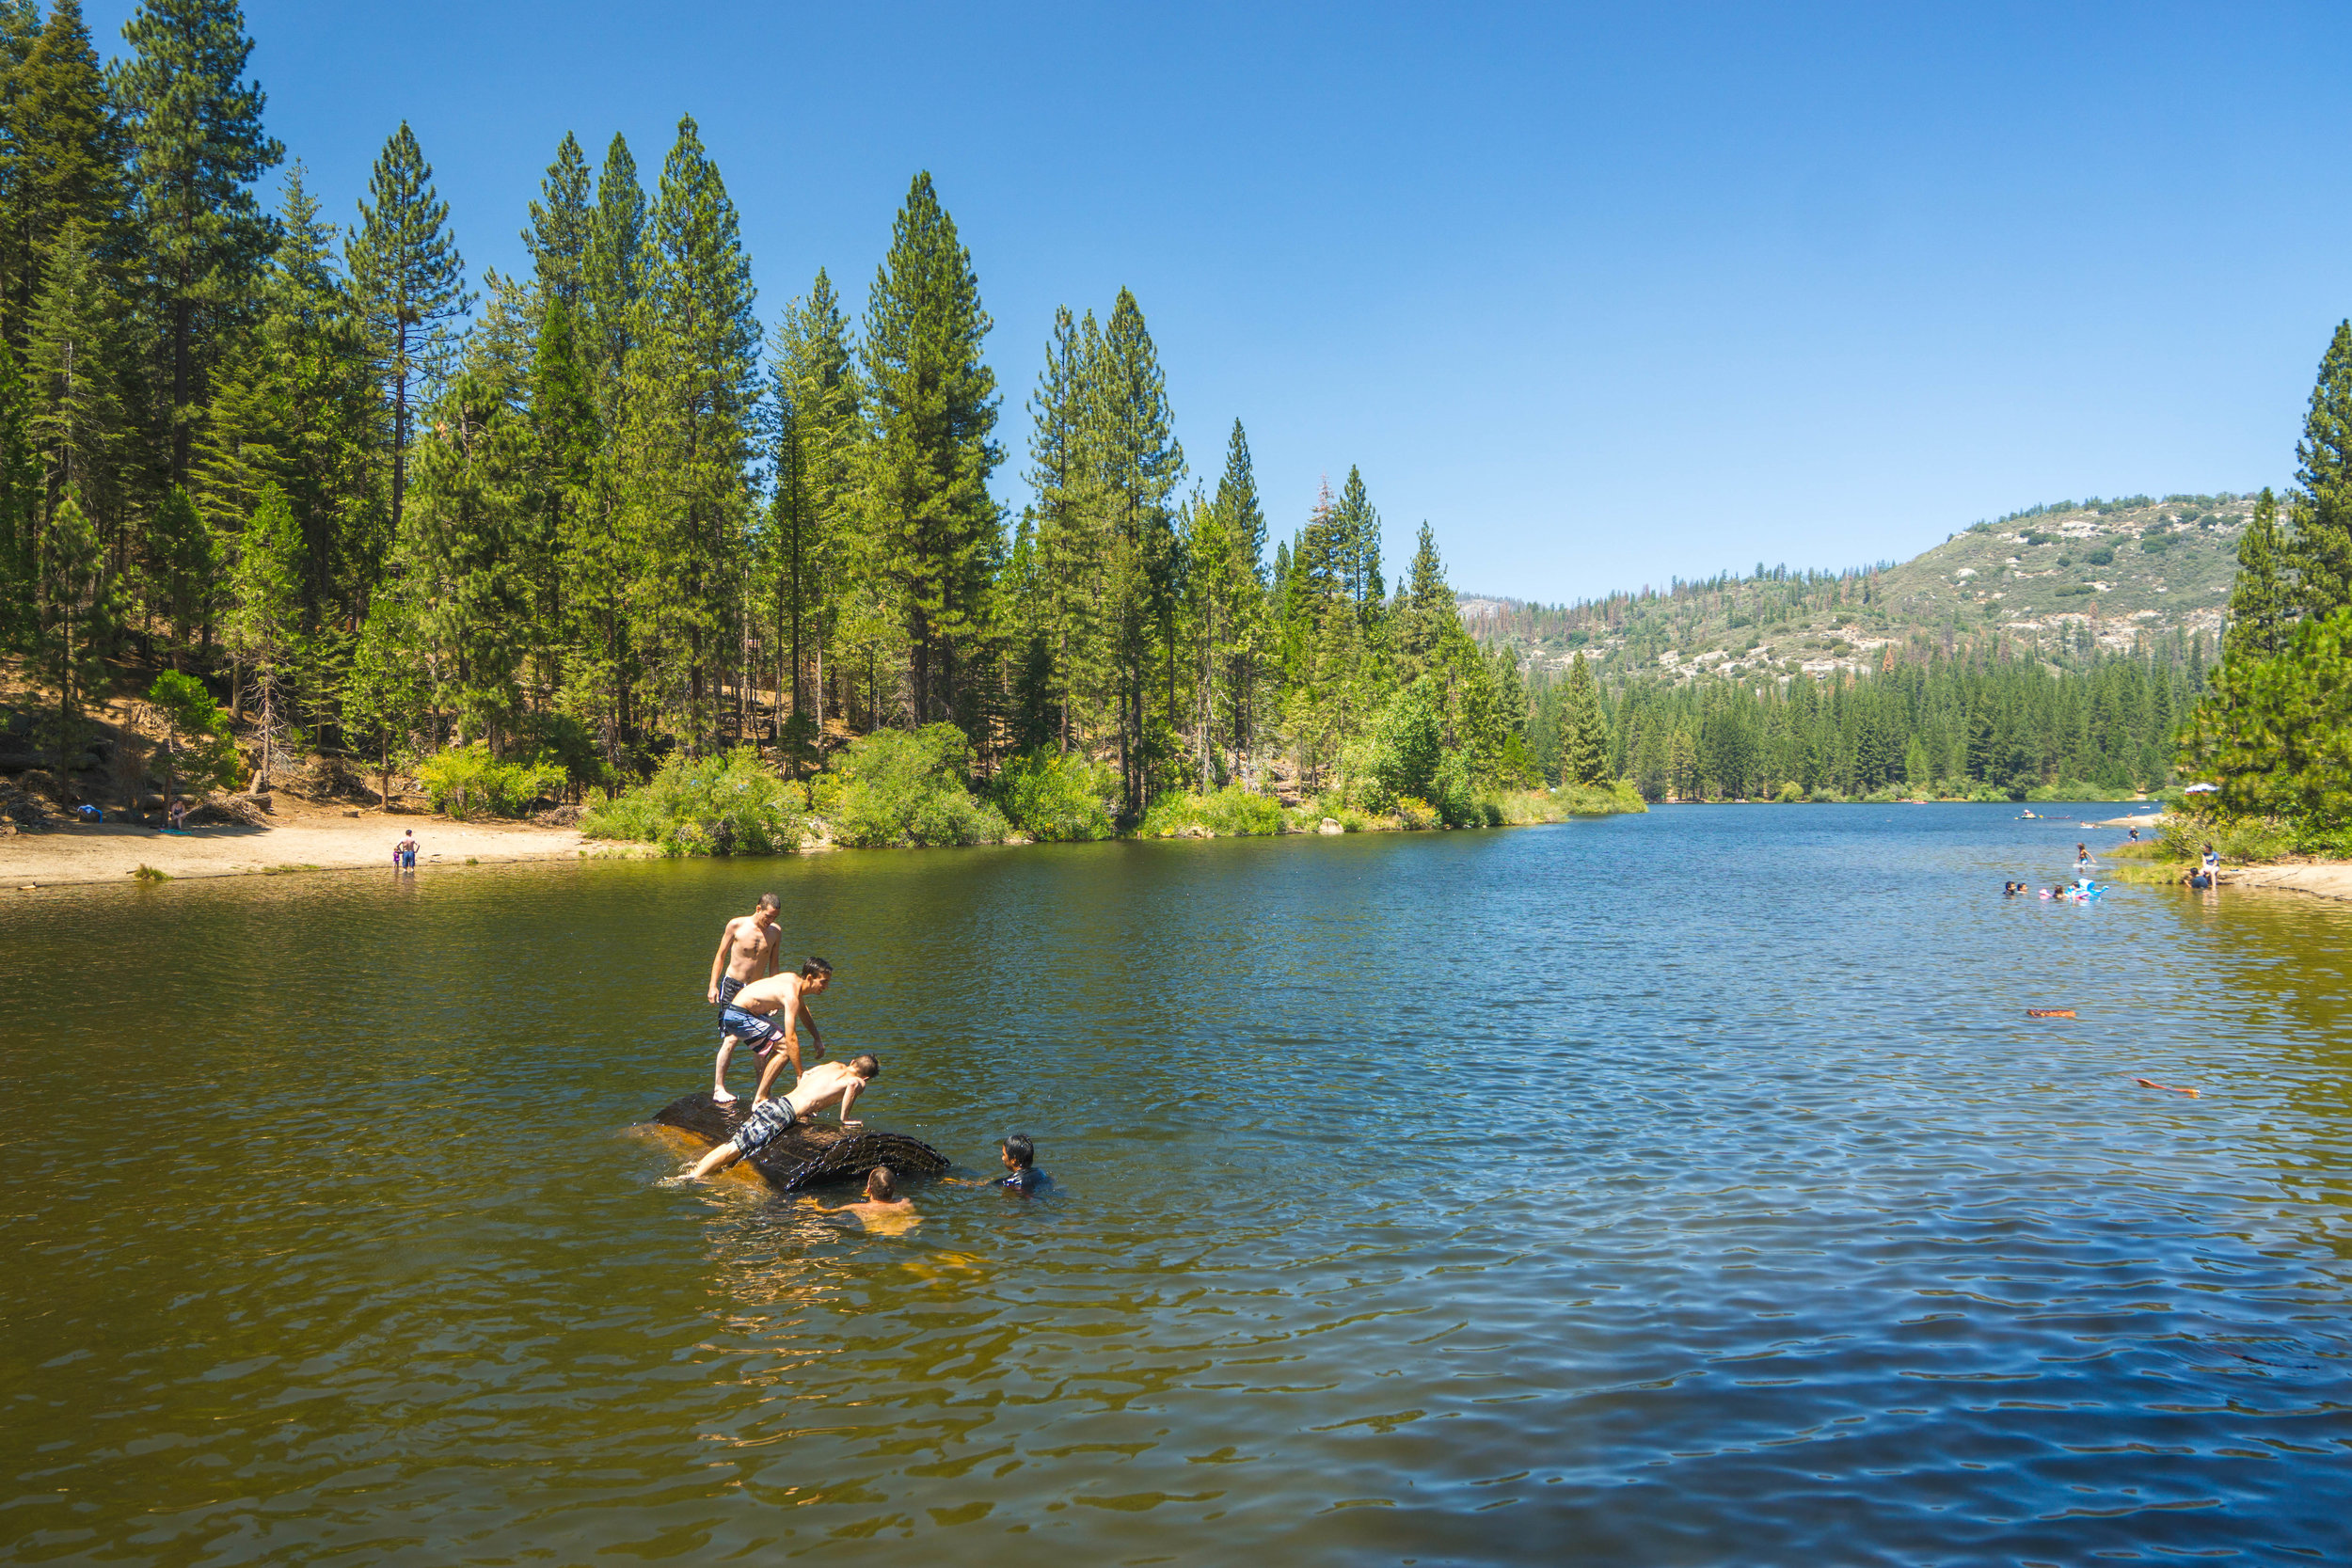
[{"xmin": 2, "ymin": 801, "xmax": 590, "ymax": 889}]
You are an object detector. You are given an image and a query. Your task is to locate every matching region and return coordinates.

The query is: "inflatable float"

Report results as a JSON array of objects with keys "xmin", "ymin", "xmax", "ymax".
[{"xmin": 648, "ymin": 1091, "xmax": 948, "ymax": 1192}]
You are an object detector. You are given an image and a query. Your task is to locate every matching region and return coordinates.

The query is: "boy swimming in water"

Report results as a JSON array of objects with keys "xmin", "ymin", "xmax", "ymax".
[
  {"xmin": 823, "ymin": 1165, "xmax": 919, "ymax": 1226},
  {"xmin": 682, "ymin": 1053, "xmax": 880, "ymax": 1180}
]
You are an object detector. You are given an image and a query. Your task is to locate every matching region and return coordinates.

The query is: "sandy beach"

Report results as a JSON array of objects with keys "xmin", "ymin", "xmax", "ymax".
[{"xmin": 1, "ymin": 798, "xmax": 588, "ymax": 888}]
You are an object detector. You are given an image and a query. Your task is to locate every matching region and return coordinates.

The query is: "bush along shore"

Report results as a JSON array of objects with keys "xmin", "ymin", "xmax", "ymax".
[{"xmin": 575, "ymin": 728, "xmax": 1645, "ymax": 857}]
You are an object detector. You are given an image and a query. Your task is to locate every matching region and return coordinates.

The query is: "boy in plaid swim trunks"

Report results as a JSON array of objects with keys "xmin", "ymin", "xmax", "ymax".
[{"xmin": 686, "ymin": 1055, "xmax": 881, "ymax": 1180}]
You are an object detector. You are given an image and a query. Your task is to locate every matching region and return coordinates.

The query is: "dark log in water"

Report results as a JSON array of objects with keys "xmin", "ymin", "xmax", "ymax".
[{"xmin": 649, "ymin": 1092, "xmax": 949, "ymax": 1192}]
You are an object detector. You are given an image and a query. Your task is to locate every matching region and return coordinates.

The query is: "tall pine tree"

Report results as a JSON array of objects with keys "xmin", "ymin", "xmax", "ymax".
[
  {"xmin": 115, "ymin": 0, "xmax": 280, "ymax": 484},
  {"xmin": 347, "ymin": 121, "xmax": 469, "ymax": 543},
  {"xmin": 857, "ymin": 170, "xmax": 1000, "ymax": 733}
]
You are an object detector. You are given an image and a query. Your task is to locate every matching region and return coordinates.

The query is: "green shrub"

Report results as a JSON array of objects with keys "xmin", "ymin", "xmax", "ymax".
[
  {"xmin": 146, "ymin": 672, "xmax": 241, "ymax": 790},
  {"xmin": 580, "ymin": 747, "xmax": 804, "ymax": 855},
  {"xmin": 1139, "ymin": 784, "xmax": 1286, "ymax": 838},
  {"xmin": 994, "ymin": 750, "xmax": 1117, "ymax": 842},
  {"xmin": 2139, "ymin": 534, "xmax": 2171, "ymax": 554},
  {"xmin": 1773, "ymin": 779, "xmax": 1807, "ymax": 803},
  {"xmin": 1365, "ymin": 680, "xmax": 1442, "ymax": 808},
  {"xmin": 416, "ymin": 742, "xmax": 567, "ymax": 820},
  {"xmin": 817, "ymin": 724, "xmax": 1008, "ymax": 848},
  {"xmin": 2087, "ymin": 546, "xmax": 2115, "ymax": 565},
  {"xmin": 2157, "ymin": 810, "xmax": 2294, "ymax": 865},
  {"xmin": 1394, "ymin": 795, "xmax": 1438, "ymax": 830}
]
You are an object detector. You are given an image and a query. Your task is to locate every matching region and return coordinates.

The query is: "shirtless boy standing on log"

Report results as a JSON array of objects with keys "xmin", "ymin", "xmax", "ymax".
[
  {"xmin": 723, "ymin": 958, "xmax": 833, "ymax": 1104},
  {"xmin": 707, "ymin": 895, "xmax": 782, "ymax": 1104},
  {"xmin": 684, "ymin": 1053, "xmax": 879, "ymax": 1180}
]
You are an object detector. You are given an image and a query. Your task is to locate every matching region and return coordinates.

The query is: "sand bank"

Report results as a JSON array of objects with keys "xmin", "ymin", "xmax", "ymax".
[{"xmin": 2, "ymin": 800, "xmax": 587, "ymax": 888}]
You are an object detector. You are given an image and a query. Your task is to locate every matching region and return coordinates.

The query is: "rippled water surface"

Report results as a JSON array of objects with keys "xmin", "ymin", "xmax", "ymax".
[{"xmin": 4, "ymin": 805, "xmax": 2350, "ymax": 1564}]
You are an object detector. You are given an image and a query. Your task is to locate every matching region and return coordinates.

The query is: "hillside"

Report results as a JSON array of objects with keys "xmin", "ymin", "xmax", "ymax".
[{"xmin": 1463, "ymin": 491, "xmax": 2251, "ymax": 681}]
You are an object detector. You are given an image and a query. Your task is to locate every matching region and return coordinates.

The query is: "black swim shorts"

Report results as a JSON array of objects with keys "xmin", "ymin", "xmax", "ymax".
[
  {"xmin": 732, "ymin": 1097, "xmax": 798, "ymax": 1157},
  {"xmin": 717, "ymin": 974, "xmax": 745, "ymax": 1006}
]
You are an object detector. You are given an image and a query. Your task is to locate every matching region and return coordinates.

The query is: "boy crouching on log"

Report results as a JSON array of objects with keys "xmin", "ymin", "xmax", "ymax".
[
  {"xmin": 684, "ymin": 1054, "xmax": 881, "ymax": 1181},
  {"xmin": 723, "ymin": 958, "xmax": 832, "ymax": 1103}
]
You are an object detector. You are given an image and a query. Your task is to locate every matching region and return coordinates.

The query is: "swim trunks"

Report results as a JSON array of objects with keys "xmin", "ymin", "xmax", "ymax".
[
  {"xmin": 731, "ymin": 1097, "xmax": 798, "ymax": 1156},
  {"xmin": 716, "ymin": 974, "xmax": 745, "ymax": 1006},
  {"xmin": 720, "ymin": 1005, "xmax": 782, "ymax": 1054}
]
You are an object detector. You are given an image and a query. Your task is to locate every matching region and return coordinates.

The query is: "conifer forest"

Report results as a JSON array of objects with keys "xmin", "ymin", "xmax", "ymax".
[{"xmin": 0, "ymin": 0, "xmax": 2343, "ymax": 838}]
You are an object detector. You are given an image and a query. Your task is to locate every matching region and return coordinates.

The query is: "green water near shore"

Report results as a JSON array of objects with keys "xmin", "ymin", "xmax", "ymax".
[{"xmin": 3, "ymin": 806, "xmax": 2348, "ymax": 1563}]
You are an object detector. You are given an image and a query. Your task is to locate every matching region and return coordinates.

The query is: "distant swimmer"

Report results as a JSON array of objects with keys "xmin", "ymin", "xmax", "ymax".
[
  {"xmin": 949, "ymin": 1132, "xmax": 1048, "ymax": 1195},
  {"xmin": 683, "ymin": 1053, "xmax": 880, "ymax": 1180},
  {"xmin": 707, "ymin": 894, "xmax": 784, "ymax": 1105},
  {"xmin": 731, "ymin": 958, "xmax": 834, "ymax": 1104},
  {"xmin": 823, "ymin": 1165, "xmax": 919, "ymax": 1226}
]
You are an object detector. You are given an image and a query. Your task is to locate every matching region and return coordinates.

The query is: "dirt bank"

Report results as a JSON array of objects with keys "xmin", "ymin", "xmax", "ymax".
[
  {"xmin": 2218, "ymin": 862, "xmax": 2352, "ymax": 903},
  {"xmin": 2, "ymin": 797, "xmax": 588, "ymax": 888}
]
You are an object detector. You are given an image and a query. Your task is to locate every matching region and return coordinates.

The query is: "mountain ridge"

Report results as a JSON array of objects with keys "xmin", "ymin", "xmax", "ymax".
[{"xmin": 1462, "ymin": 491, "xmax": 2251, "ymax": 680}]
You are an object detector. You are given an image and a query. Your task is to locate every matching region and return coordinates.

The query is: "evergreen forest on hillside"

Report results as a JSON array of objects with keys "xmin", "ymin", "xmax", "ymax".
[{"xmin": 0, "ymin": 0, "xmax": 1589, "ymax": 838}]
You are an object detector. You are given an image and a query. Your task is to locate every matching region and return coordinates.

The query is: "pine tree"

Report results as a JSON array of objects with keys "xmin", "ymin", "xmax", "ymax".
[
  {"xmin": 199, "ymin": 165, "xmax": 381, "ymax": 632},
  {"xmin": 3, "ymin": 0, "xmax": 126, "ymax": 341},
  {"xmin": 572, "ymin": 134, "xmax": 646, "ymax": 763},
  {"xmin": 2290, "ymin": 322, "xmax": 2352, "ymax": 622},
  {"xmin": 1091, "ymin": 286, "xmax": 1183, "ymax": 817},
  {"xmin": 1334, "ymin": 465, "xmax": 1383, "ymax": 615},
  {"xmin": 523, "ymin": 133, "xmax": 593, "ymax": 310},
  {"xmin": 224, "ymin": 479, "xmax": 302, "ymax": 780},
  {"xmin": 348, "ymin": 121, "xmax": 469, "ymax": 543},
  {"xmin": 25, "ymin": 219, "xmax": 122, "ymax": 523},
  {"xmin": 1395, "ymin": 521, "xmax": 1452, "ymax": 680},
  {"xmin": 857, "ymin": 171, "xmax": 1000, "ymax": 734},
  {"xmin": 525, "ymin": 291, "xmax": 596, "ymax": 707},
  {"xmin": 766, "ymin": 268, "xmax": 858, "ymax": 752},
  {"xmin": 115, "ymin": 0, "xmax": 281, "ymax": 483},
  {"xmin": 0, "ymin": 335, "xmax": 36, "ymax": 647},
  {"xmin": 405, "ymin": 370, "xmax": 529, "ymax": 750},
  {"xmin": 1213, "ymin": 418, "xmax": 1268, "ymax": 773},
  {"xmin": 1559, "ymin": 651, "xmax": 1610, "ymax": 786},
  {"xmin": 582, "ymin": 135, "xmax": 646, "ymax": 400},
  {"xmin": 37, "ymin": 485, "xmax": 106, "ymax": 767},
  {"xmin": 148, "ymin": 482, "xmax": 210, "ymax": 659},
  {"xmin": 2227, "ymin": 487, "xmax": 2289, "ymax": 659},
  {"xmin": 624, "ymin": 114, "xmax": 758, "ymax": 749},
  {"xmin": 1025, "ymin": 304, "xmax": 1102, "ymax": 752}
]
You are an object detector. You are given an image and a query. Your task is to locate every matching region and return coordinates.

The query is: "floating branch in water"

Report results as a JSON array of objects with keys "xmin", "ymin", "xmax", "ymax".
[{"xmin": 2133, "ymin": 1077, "xmax": 2201, "ymax": 1098}]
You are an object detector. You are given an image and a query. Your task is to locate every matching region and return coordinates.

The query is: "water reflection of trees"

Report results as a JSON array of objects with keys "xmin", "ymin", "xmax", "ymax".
[{"xmin": 2156, "ymin": 891, "xmax": 2352, "ymax": 1258}]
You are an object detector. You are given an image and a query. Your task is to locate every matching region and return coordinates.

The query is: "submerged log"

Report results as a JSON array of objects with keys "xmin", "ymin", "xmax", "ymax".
[{"xmin": 649, "ymin": 1091, "xmax": 949, "ymax": 1192}]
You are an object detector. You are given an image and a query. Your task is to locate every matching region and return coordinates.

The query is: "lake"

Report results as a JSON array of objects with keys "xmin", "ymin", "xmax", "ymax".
[{"xmin": 3, "ymin": 805, "xmax": 2348, "ymax": 1564}]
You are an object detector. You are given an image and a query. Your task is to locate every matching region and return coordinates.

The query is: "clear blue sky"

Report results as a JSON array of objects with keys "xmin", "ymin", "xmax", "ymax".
[{"xmin": 89, "ymin": 2, "xmax": 2352, "ymax": 601}]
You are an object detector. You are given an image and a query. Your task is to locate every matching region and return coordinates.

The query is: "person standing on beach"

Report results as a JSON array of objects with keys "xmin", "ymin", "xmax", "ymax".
[
  {"xmin": 707, "ymin": 895, "xmax": 783, "ymax": 1104},
  {"xmin": 393, "ymin": 831, "xmax": 419, "ymax": 869}
]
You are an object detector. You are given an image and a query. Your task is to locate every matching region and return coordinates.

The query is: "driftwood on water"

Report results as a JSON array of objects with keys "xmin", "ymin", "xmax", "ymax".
[{"xmin": 650, "ymin": 1092, "xmax": 949, "ymax": 1193}]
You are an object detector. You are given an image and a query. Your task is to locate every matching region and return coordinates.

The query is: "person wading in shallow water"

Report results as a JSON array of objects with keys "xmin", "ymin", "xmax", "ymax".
[
  {"xmin": 707, "ymin": 894, "xmax": 783, "ymax": 1104},
  {"xmin": 393, "ymin": 831, "xmax": 419, "ymax": 869},
  {"xmin": 681, "ymin": 1053, "xmax": 879, "ymax": 1180}
]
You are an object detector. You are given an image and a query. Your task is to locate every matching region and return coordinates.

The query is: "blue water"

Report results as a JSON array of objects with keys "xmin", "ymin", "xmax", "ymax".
[{"xmin": 2, "ymin": 804, "xmax": 2347, "ymax": 1564}]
